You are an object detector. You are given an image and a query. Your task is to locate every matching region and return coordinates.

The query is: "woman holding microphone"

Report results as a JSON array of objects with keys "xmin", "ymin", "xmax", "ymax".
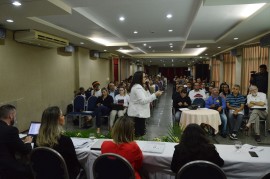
[{"xmin": 128, "ymin": 71, "xmax": 163, "ymax": 137}]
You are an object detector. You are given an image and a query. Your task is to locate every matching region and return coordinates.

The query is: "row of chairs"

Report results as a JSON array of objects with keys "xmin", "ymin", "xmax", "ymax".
[{"xmin": 29, "ymin": 147, "xmax": 270, "ymax": 179}]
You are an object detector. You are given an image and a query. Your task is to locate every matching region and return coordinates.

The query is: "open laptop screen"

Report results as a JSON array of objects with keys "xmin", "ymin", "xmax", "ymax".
[{"xmin": 28, "ymin": 122, "xmax": 41, "ymax": 135}]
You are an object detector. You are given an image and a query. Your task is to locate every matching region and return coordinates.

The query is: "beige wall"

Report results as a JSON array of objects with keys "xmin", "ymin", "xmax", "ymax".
[{"xmin": 0, "ymin": 31, "xmax": 114, "ymax": 131}]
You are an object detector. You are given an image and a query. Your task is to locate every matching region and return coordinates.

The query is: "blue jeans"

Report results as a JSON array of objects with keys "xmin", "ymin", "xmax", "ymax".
[
  {"xmin": 92, "ymin": 105, "xmax": 110, "ymax": 127},
  {"xmin": 220, "ymin": 112, "xmax": 227, "ymax": 134},
  {"xmin": 175, "ymin": 111, "xmax": 182, "ymax": 123},
  {"xmin": 228, "ymin": 112, "xmax": 243, "ymax": 133}
]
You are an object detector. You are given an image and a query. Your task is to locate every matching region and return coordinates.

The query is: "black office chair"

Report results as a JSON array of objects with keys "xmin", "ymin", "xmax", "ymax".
[
  {"xmin": 30, "ymin": 147, "xmax": 69, "ymax": 179},
  {"xmin": 176, "ymin": 160, "xmax": 227, "ymax": 179},
  {"xmin": 93, "ymin": 153, "xmax": 135, "ymax": 179},
  {"xmin": 261, "ymin": 171, "xmax": 270, "ymax": 179}
]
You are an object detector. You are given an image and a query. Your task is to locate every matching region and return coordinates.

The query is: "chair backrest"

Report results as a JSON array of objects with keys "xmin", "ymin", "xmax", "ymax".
[
  {"xmin": 30, "ymin": 147, "xmax": 69, "ymax": 179},
  {"xmin": 86, "ymin": 96, "xmax": 98, "ymax": 111},
  {"xmin": 93, "ymin": 153, "xmax": 135, "ymax": 179},
  {"xmin": 176, "ymin": 160, "xmax": 227, "ymax": 179},
  {"xmin": 192, "ymin": 98, "xmax": 206, "ymax": 108},
  {"xmin": 261, "ymin": 171, "xmax": 270, "ymax": 179},
  {"xmin": 73, "ymin": 95, "xmax": 86, "ymax": 112}
]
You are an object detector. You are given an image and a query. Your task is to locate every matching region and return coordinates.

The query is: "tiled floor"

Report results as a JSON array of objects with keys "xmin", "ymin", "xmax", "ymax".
[{"xmin": 66, "ymin": 84, "xmax": 270, "ymax": 146}]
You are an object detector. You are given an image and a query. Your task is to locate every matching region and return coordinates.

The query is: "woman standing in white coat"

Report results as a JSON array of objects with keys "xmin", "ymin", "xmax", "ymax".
[{"xmin": 128, "ymin": 71, "xmax": 163, "ymax": 137}]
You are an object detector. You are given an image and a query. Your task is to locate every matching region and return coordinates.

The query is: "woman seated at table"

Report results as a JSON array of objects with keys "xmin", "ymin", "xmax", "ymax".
[
  {"xmin": 171, "ymin": 123, "xmax": 224, "ymax": 173},
  {"xmin": 88, "ymin": 87, "xmax": 114, "ymax": 134},
  {"xmin": 36, "ymin": 106, "xmax": 83, "ymax": 179},
  {"xmin": 109, "ymin": 86, "xmax": 130, "ymax": 128},
  {"xmin": 101, "ymin": 116, "xmax": 143, "ymax": 179},
  {"xmin": 172, "ymin": 89, "xmax": 191, "ymax": 124}
]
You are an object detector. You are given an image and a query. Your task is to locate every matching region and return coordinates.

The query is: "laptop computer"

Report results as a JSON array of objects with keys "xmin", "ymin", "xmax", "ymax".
[
  {"xmin": 91, "ymin": 139, "xmax": 113, "ymax": 150},
  {"xmin": 28, "ymin": 121, "xmax": 41, "ymax": 136}
]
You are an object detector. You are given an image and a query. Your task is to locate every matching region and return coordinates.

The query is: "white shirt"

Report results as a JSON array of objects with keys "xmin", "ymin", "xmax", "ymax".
[
  {"xmin": 247, "ymin": 92, "xmax": 268, "ymax": 113},
  {"xmin": 91, "ymin": 89, "xmax": 102, "ymax": 97},
  {"xmin": 128, "ymin": 84, "xmax": 156, "ymax": 118},
  {"xmin": 188, "ymin": 89, "xmax": 206, "ymax": 102},
  {"xmin": 114, "ymin": 94, "xmax": 130, "ymax": 107}
]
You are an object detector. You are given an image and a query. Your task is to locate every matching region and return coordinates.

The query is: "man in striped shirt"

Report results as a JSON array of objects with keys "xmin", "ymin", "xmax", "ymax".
[{"xmin": 226, "ymin": 84, "xmax": 245, "ymax": 140}]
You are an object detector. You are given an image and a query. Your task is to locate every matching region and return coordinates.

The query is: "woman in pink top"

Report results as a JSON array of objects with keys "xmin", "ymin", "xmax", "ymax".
[{"xmin": 101, "ymin": 116, "xmax": 143, "ymax": 179}]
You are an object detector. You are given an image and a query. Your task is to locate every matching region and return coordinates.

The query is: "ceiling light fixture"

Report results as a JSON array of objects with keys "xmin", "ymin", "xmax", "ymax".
[
  {"xmin": 217, "ymin": 46, "xmax": 221, "ymax": 48},
  {"xmin": 205, "ymin": 54, "xmax": 208, "ymax": 55},
  {"xmin": 134, "ymin": 31, "xmax": 138, "ymax": 34},
  {"xmin": 240, "ymin": 3, "xmax": 265, "ymax": 18},
  {"xmin": 104, "ymin": 50, "xmax": 107, "ymax": 52},
  {"xmin": 197, "ymin": 45, "xmax": 200, "ymax": 48},
  {"xmin": 80, "ymin": 42, "xmax": 84, "ymax": 45},
  {"xmin": 168, "ymin": 29, "xmax": 173, "ymax": 32},
  {"xmin": 166, "ymin": 14, "xmax": 172, "ymax": 19},
  {"xmin": 149, "ymin": 46, "xmax": 151, "ymax": 48},
  {"xmin": 6, "ymin": 19, "xmax": 14, "ymax": 23},
  {"xmin": 143, "ymin": 43, "xmax": 147, "ymax": 46},
  {"xmin": 170, "ymin": 46, "xmax": 173, "ymax": 48},
  {"xmin": 169, "ymin": 43, "xmax": 173, "ymax": 46},
  {"xmin": 12, "ymin": 1, "xmax": 21, "ymax": 6},
  {"xmin": 234, "ymin": 37, "xmax": 239, "ymax": 40},
  {"xmin": 119, "ymin": 16, "xmax": 125, "ymax": 21},
  {"xmin": 171, "ymin": 50, "xmax": 174, "ymax": 52}
]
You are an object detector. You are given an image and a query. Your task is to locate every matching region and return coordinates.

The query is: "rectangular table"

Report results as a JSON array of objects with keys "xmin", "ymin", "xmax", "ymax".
[{"xmin": 73, "ymin": 138, "xmax": 270, "ymax": 179}]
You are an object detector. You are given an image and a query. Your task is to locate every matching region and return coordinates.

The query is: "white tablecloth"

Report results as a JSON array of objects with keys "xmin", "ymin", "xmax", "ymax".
[
  {"xmin": 180, "ymin": 109, "xmax": 221, "ymax": 134},
  {"xmin": 72, "ymin": 138, "xmax": 270, "ymax": 179}
]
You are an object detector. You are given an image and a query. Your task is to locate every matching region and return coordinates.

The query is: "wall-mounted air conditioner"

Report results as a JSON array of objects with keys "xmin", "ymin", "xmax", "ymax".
[{"xmin": 14, "ymin": 30, "xmax": 69, "ymax": 48}]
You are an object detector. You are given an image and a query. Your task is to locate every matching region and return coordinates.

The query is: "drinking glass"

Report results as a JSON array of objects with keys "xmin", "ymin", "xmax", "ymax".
[
  {"xmin": 89, "ymin": 133, "xmax": 96, "ymax": 142},
  {"xmin": 234, "ymin": 141, "xmax": 242, "ymax": 152}
]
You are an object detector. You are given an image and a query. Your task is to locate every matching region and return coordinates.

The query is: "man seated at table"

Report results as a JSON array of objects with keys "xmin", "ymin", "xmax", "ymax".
[
  {"xmin": 188, "ymin": 82, "xmax": 206, "ymax": 102},
  {"xmin": 205, "ymin": 88, "xmax": 228, "ymax": 138},
  {"xmin": 244, "ymin": 85, "xmax": 268, "ymax": 142},
  {"xmin": 0, "ymin": 104, "xmax": 33, "ymax": 179},
  {"xmin": 226, "ymin": 84, "xmax": 245, "ymax": 140}
]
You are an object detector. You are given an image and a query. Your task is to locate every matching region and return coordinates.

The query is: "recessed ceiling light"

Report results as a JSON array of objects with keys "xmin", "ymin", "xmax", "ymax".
[
  {"xmin": 12, "ymin": 1, "xmax": 21, "ymax": 6},
  {"xmin": 169, "ymin": 43, "xmax": 173, "ymax": 45},
  {"xmin": 171, "ymin": 50, "xmax": 174, "ymax": 52},
  {"xmin": 104, "ymin": 50, "xmax": 107, "ymax": 52},
  {"xmin": 197, "ymin": 45, "xmax": 200, "ymax": 48},
  {"xmin": 172, "ymin": 59, "xmax": 174, "ymax": 62},
  {"xmin": 168, "ymin": 29, "xmax": 173, "ymax": 32},
  {"xmin": 170, "ymin": 46, "xmax": 173, "ymax": 48},
  {"xmin": 119, "ymin": 16, "xmax": 125, "ymax": 21},
  {"xmin": 205, "ymin": 54, "xmax": 208, "ymax": 55},
  {"xmin": 80, "ymin": 42, "xmax": 84, "ymax": 45},
  {"xmin": 149, "ymin": 46, "xmax": 151, "ymax": 48},
  {"xmin": 234, "ymin": 37, "xmax": 239, "ymax": 40},
  {"xmin": 217, "ymin": 46, "xmax": 221, "ymax": 48},
  {"xmin": 166, "ymin": 14, "xmax": 172, "ymax": 19},
  {"xmin": 133, "ymin": 31, "xmax": 138, "ymax": 34},
  {"xmin": 200, "ymin": 56, "xmax": 202, "ymax": 58},
  {"xmin": 6, "ymin": 19, "xmax": 14, "ymax": 23},
  {"xmin": 143, "ymin": 43, "xmax": 147, "ymax": 46}
]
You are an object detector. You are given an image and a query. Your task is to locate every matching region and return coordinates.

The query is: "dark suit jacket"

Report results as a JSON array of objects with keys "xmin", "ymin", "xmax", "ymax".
[
  {"xmin": 35, "ymin": 135, "xmax": 81, "ymax": 179},
  {"xmin": 0, "ymin": 120, "xmax": 32, "ymax": 177},
  {"xmin": 170, "ymin": 143, "xmax": 224, "ymax": 173}
]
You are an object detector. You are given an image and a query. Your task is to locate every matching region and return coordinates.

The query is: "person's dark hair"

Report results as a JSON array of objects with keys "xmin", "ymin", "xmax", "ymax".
[
  {"xmin": 221, "ymin": 84, "xmax": 230, "ymax": 95},
  {"xmin": 129, "ymin": 71, "xmax": 144, "ymax": 92},
  {"xmin": 260, "ymin": 64, "xmax": 267, "ymax": 69},
  {"xmin": 180, "ymin": 124, "xmax": 210, "ymax": 153},
  {"xmin": 0, "ymin": 104, "xmax": 16, "ymax": 119},
  {"xmin": 180, "ymin": 89, "xmax": 187, "ymax": 94}
]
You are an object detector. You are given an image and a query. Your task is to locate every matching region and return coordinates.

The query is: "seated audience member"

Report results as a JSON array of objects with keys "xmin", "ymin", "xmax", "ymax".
[
  {"xmin": 36, "ymin": 106, "xmax": 82, "ymax": 179},
  {"xmin": 76, "ymin": 87, "xmax": 86, "ymax": 98},
  {"xmin": 245, "ymin": 85, "xmax": 268, "ymax": 142},
  {"xmin": 186, "ymin": 82, "xmax": 192, "ymax": 93},
  {"xmin": 109, "ymin": 86, "xmax": 130, "ymax": 128},
  {"xmin": 91, "ymin": 81, "xmax": 102, "ymax": 97},
  {"xmin": 219, "ymin": 84, "xmax": 230, "ymax": 99},
  {"xmin": 108, "ymin": 82, "xmax": 118, "ymax": 100},
  {"xmin": 88, "ymin": 88, "xmax": 114, "ymax": 134},
  {"xmin": 0, "ymin": 104, "xmax": 33, "ymax": 179},
  {"xmin": 201, "ymin": 82, "xmax": 207, "ymax": 94},
  {"xmin": 188, "ymin": 82, "xmax": 206, "ymax": 102},
  {"xmin": 205, "ymin": 88, "xmax": 228, "ymax": 138},
  {"xmin": 173, "ymin": 89, "xmax": 191, "ymax": 124},
  {"xmin": 226, "ymin": 84, "xmax": 245, "ymax": 140},
  {"xmin": 101, "ymin": 116, "xmax": 143, "ymax": 179},
  {"xmin": 170, "ymin": 124, "xmax": 224, "ymax": 173}
]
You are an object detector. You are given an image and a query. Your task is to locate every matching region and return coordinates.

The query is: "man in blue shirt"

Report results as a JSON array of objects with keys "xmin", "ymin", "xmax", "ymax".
[
  {"xmin": 206, "ymin": 88, "xmax": 227, "ymax": 138},
  {"xmin": 226, "ymin": 84, "xmax": 245, "ymax": 140}
]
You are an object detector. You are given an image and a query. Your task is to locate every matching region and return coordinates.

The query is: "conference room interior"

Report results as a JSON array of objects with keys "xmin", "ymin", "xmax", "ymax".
[{"xmin": 1, "ymin": 1, "xmax": 270, "ymax": 142}]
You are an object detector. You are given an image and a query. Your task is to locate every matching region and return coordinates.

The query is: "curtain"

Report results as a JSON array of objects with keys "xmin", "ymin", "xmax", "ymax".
[
  {"xmin": 223, "ymin": 53, "xmax": 236, "ymax": 89},
  {"xmin": 211, "ymin": 58, "xmax": 220, "ymax": 87},
  {"xmin": 241, "ymin": 44, "xmax": 269, "ymax": 94}
]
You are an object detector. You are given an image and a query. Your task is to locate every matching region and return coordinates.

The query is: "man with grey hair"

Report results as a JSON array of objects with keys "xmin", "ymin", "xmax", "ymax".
[
  {"xmin": 244, "ymin": 85, "xmax": 268, "ymax": 142},
  {"xmin": 0, "ymin": 104, "xmax": 33, "ymax": 179},
  {"xmin": 226, "ymin": 84, "xmax": 245, "ymax": 140}
]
